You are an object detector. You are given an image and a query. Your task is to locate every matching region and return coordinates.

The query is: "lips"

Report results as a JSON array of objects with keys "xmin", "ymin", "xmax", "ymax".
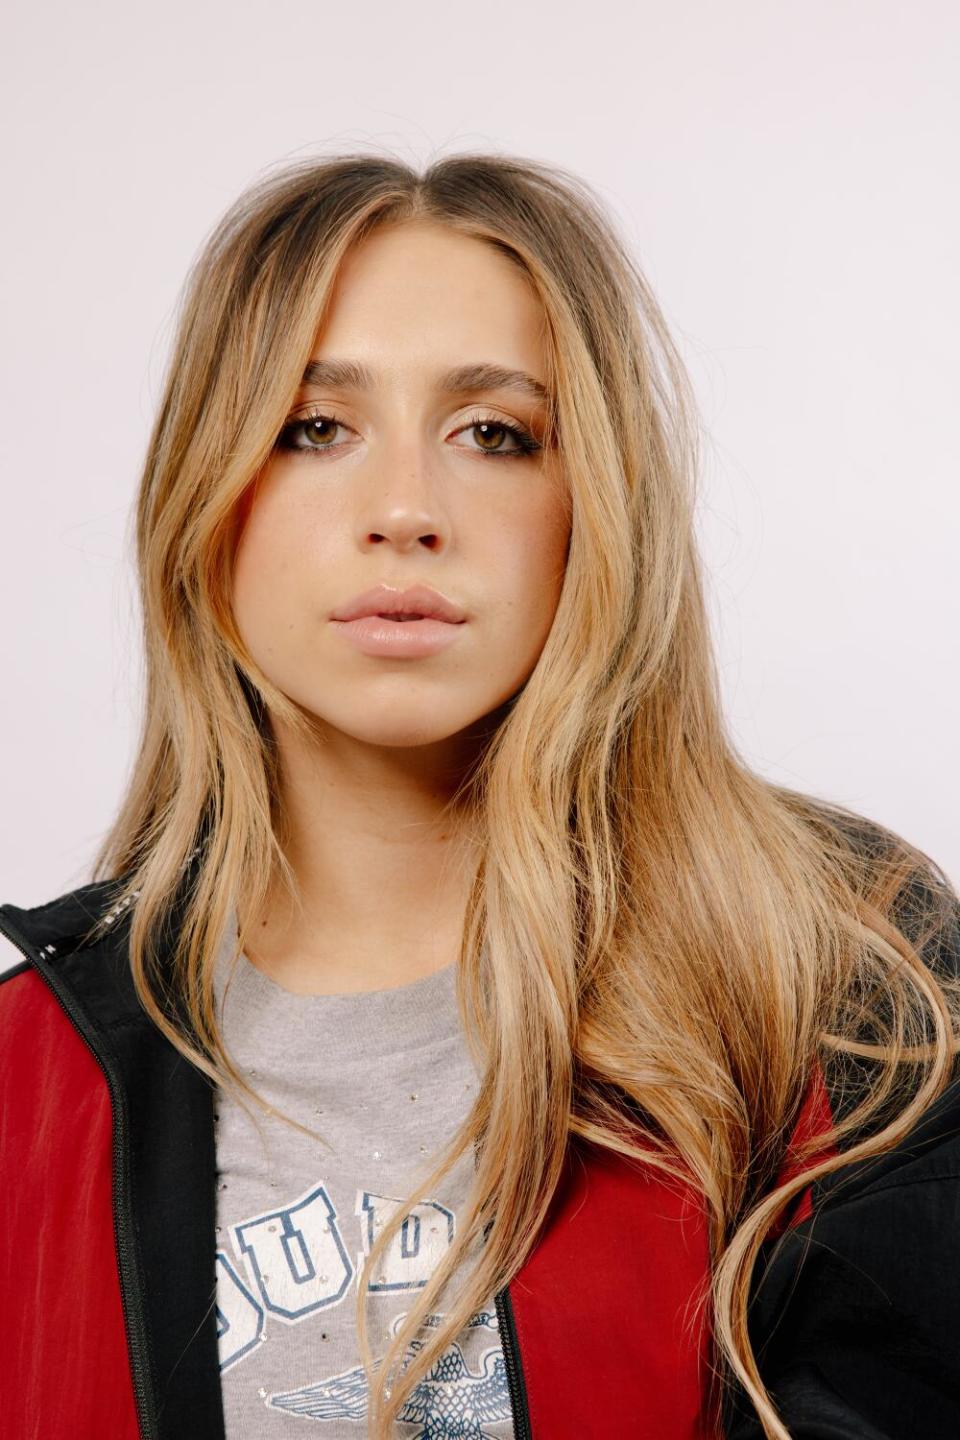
[{"xmin": 331, "ymin": 583, "xmax": 466, "ymax": 624}]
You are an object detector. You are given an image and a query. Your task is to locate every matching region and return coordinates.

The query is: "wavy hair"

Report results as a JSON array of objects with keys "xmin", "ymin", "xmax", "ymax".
[{"xmin": 90, "ymin": 150, "xmax": 960, "ymax": 1438}]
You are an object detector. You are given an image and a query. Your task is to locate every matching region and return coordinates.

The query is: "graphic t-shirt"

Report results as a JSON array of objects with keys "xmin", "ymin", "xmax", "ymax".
[{"xmin": 211, "ymin": 916, "xmax": 515, "ymax": 1439}]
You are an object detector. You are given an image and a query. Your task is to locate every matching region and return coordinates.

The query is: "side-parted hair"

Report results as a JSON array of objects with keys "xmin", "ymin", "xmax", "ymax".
[{"xmin": 90, "ymin": 150, "xmax": 960, "ymax": 1438}]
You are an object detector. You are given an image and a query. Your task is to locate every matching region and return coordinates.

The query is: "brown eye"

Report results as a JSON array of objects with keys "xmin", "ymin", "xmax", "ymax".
[
  {"xmin": 275, "ymin": 413, "xmax": 352, "ymax": 456},
  {"xmin": 454, "ymin": 416, "xmax": 541, "ymax": 458},
  {"xmin": 302, "ymin": 418, "xmax": 340, "ymax": 446},
  {"xmin": 474, "ymin": 422, "xmax": 510, "ymax": 451}
]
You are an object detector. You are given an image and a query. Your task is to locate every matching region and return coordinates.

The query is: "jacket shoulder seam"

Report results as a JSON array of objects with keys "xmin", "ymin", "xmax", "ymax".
[
  {"xmin": 833, "ymin": 1166, "xmax": 960, "ymax": 1202},
  {"xmin": 806, "ymin": 1162, "xmax": 960, "ymax": 1223}
]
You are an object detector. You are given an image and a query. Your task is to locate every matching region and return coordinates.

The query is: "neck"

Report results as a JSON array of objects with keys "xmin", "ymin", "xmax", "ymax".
[{"xmin": 241, "ymin": 713, "xmax": 485, "ymax": 995}]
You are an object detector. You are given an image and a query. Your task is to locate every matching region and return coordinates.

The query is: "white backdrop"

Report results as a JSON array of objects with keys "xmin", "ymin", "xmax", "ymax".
[{"xmin": 2, "ymin": 1, "xmax": 957, "ymax": 959}]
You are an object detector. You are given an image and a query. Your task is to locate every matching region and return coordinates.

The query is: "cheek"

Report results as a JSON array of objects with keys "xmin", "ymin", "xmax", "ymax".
[
  {"xmin": 480, "ymin": 497, "xmax": 569, "ymax": 650},
  {"xmin": 233, "ymin": 509, "xmax": 270, "ymax": 607},
  {"xmin": 507, "ymin": 483, "xmax": 571, "ymax": 601},
  {"xmin": 231, "ymin": 491, "xmax": 298, "ymax": 647}
]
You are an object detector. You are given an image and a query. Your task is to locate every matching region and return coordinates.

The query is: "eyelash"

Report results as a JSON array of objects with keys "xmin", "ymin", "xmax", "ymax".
[{"xmin": 274, "ymin": 407, "xmax": 542, "ymax": 461}]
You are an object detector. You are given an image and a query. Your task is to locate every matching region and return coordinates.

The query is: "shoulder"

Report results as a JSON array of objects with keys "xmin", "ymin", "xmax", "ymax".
[
  {"xmin": 852, "ymin": 803, "xmax": 960, "ymax": 967},
  {"xmin": 0, "ymin": 877, "xmax": 147, "ymax": 1129},
  {"xmin": 0, "ymin": 877, "xmax": 129, "ymax": 1037},
  {"xmin": 764, "ymin": 815, "xmax": 960, "ymax": 1222},
  {"xmin": 0, "ymin": 876, "xmax": 129, "ymax": 969},
  {"xmin": 823, "ymin": 812, "xmax": 960, "ymax": 1180}
]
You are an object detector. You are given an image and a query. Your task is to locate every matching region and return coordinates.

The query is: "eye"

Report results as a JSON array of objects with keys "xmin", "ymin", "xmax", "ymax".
[
  {"xmin": 450, "ymin": 413, "xmax": 542, "ymax": 459},
  {"xmin": 275, "ymin": 411, "xmax": 354, "ymax": 455}
]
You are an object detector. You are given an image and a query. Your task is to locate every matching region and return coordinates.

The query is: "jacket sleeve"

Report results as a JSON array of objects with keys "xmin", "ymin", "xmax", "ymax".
[{"xmin": 723, "ymin": 871, "xmax": 960, "ymax": 1440}]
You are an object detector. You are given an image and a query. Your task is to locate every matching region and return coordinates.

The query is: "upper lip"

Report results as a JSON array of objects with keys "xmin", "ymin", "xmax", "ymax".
[{"xmin": 331, "ymin": 583, "xmax": 467, "ymax": 624}]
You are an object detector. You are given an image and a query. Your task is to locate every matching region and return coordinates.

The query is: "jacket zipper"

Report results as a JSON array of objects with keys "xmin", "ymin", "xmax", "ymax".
[
  {"xmin": 0, "ymin": 912, "xmax": 159, "ymax": 1440},
  {"xmin": 476, "ymin": 1149, "xmax": 533, "ymax": 1439},
  {"xmin": 494, "ymin": 1283, "xmax": 533, "ymax": 1439}
]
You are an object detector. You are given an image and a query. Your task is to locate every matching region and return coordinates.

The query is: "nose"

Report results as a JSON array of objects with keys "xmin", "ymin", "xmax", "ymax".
[
  {"xmin": 364, "ymin": 509, "xmax": 442, "ymax": 551},
  {"xmin": 356, "ymin": 440, "xmax": 449, "ymax": 552}
]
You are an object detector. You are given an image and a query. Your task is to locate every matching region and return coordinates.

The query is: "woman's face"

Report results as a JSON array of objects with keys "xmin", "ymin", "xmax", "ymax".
[{"xmin": 232, "ymin": 219, "xmax": 571, "ymax": 757}]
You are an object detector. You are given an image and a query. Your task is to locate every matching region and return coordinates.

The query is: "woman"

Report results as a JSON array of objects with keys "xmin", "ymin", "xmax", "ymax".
[{"xmin": 1, "ymin": 152, "xmax": 958, "ymax": 1440}]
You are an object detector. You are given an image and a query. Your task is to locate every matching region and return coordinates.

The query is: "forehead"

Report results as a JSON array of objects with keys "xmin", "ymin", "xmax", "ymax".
[{"xmin": 311, "ymin": 220, "xmax": 550, "ymax": 384}]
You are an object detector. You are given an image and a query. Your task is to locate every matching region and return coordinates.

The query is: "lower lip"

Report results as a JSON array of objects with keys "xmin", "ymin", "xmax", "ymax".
[{"xmin": 331, "ymin": 615, "xmax": 465, "ymax": 657}]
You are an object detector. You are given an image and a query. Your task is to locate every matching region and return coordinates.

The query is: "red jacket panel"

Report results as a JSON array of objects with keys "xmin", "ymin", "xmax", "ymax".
[{"xmin": 0, "ymin": 966, "xmax": 140, "ymax": 1440}]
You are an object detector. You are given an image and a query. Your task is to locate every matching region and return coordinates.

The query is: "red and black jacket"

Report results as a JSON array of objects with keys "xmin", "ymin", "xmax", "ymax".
[{"xmin": 1, "ymin": 871, "xmax": 959, "ymax": 1439}]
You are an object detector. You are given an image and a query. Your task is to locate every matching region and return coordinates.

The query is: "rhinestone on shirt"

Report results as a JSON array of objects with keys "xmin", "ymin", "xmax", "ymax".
[
  {"xmin": 372, "ymin": 1149, "xmax": 382, "ymax": 1159},
  {"xmin": 409, "ymin": 1092, "xmax": 418, "ymax": 1101},
  {"xmin": 258, "ymin": 1387, "xmax": 267, "ymax": 1398}
]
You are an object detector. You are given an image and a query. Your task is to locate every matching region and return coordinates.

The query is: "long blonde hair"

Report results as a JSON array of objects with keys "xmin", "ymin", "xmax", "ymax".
[{"xmin": 90, "ymin": 150, "xmax": 960, "ymax": 1437}]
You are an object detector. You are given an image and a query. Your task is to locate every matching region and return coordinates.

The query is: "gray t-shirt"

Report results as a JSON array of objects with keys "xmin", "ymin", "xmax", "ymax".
[{"xmin": 211, "ymin": 916, "xmax": 515, "ymax": 1439}]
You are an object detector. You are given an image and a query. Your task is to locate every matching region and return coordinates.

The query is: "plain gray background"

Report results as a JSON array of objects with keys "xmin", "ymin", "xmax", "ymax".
[{"xmin": 2, "ymin": 2, "xmax": 957, "ymax": 963}]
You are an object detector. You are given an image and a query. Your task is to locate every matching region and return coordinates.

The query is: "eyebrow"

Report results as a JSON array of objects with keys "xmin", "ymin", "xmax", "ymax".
[{"xmin": 299, "ymin": 358, "xmax": 552, "ymax": 407}]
